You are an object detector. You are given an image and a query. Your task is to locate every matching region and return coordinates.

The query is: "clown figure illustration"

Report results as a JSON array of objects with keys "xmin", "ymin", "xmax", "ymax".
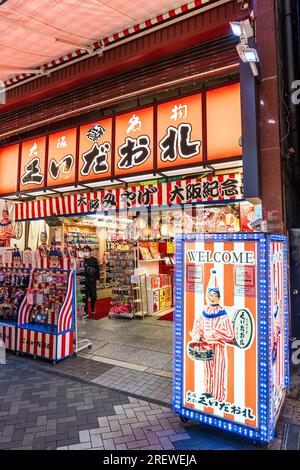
[
  {"xmin": 0, "ymin": 204, "xmax": 15, "ymax": 247},
  {"xmin": 49, "ymin": 249, "xmax": 61, "ymax": 269},
  {"xmin": 12, "ymin": 251, "xmax": 22, "ymax": 268},
  {"xmin": 190, "ymin": 269, "xmax": 234, "ymax": 402},
  {"xmin": 38, "ymin": 231, "xmax": 49, "ymax": 258}
]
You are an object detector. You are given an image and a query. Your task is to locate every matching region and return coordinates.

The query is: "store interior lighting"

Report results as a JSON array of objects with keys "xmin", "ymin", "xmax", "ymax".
[
  {"xmin": 82, "ymin": 180, "xmax": 123, "ymax": 189},
  {"xmin": 53, "ymin": 185, "xmax": 87, "ymax": 193},
  {"xmin": 121, "ymin": 174, "xmax": 158, "ymax": 183},
  {"xmin": 158, "ymin": 166, "xmax": 213, "ymax": 178}
]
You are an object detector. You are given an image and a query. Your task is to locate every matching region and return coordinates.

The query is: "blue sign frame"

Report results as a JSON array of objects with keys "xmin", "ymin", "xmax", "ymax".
[{"xmin": 173, "ymin": 232, "xmax": 289, "ymax": 443}]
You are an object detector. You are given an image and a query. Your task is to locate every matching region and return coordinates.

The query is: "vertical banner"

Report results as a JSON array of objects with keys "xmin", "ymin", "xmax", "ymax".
[
  {"xmin": 20, "ymin": 137, "xmax": 46, "ymax": 191},
  {"xmin": 47, "ymin": 128, "xmax": 77, "ymax": 187},
  {"xmin": 182, "ymin": 238, "xmax": 258, "ymax": 428},
  {"xmin": 157, "ymin": 93, "xmax": 203, "ymax": 169},
  {"xmin": 270, "ymin": 241, "xmax": 287, "ymax": 419},
  {"xmin": 78, "ymin": 118, "xmax": 112, "ymax": 182},
  {"xmin": 115, "ymin": 106, "xmax": 154, "ymax": 176},
  {"xmin": 0, "ymin": 144, "xmax": 19, "ymax": 195},
  {"xmin": 206, "ymin": 83, "xmax": 242, "ymax": 160}
]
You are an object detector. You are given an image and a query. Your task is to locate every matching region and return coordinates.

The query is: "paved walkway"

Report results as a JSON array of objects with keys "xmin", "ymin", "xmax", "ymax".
[
  {"xmin": 82, "ymin": 315, "xmax": 173, "ymax": 372},
  {"xmin": 0, "ymin": 356, "xmax": 250, "ymax": 450},
  {"xmin": 0, "ymin": 354, "xmax": 299, "ymax": 450}
]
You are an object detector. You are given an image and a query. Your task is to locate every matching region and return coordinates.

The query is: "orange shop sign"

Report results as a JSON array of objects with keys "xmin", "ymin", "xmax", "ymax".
[
  {"xmin": 157, "ymin": 93, "xmax": 203, "ymax": 170},
  {"xmin": 115, "ymin": 106, "xmax": 154, "ymax": 177},
  {"xmin": 0, "ymin": 82, "xmax": 242, "ymax": 196},
  {"xmin": 0, "ymin": 144, "xmax": 19, "ymax": 194},
  {"xmin": 47, "ymin": 128, "xmax": 77, "ymax": 187},
  {"xmin": 20, "ymin": 137, "xmax": 46, "ymax": 192},
  {"xmin": 78, "ymin": 118, "xmax": 113, "ymax": 182}
]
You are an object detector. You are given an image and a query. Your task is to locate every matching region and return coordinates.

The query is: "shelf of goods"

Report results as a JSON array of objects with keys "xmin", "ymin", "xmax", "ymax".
[
  {"xmin": 0, "ymin": 266, "xmax": 76, "ymax": 363},
  {"xmin": 138, "ymin": 241, "xmax": 175, "ymax": 276},
  {"xmin": 64, "ymin": 230, "xmax": 99, "ymax": 258},
  {"xmin": 108, "ymin": 243, "xmax": 136, "ymax": 320},
  {"xmin": 131, "ymin": 274, "xmax": 149, "ymax": 319},
  {"xmin": 0, "ymin": 267, "xmax": 31, "ymax": 351},
  {"xmin": 147, "ymin": 275, "xmax": 173, "ymax": 315},
  {"xmin": 97, "ymin": 263, "xmax": 113, "ymax": 293}
]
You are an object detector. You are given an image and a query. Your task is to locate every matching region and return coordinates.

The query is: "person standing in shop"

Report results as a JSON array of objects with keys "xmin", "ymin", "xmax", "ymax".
[{"xmin": 83, "ymin": 245, "xmax": 100, "ymax": 316}]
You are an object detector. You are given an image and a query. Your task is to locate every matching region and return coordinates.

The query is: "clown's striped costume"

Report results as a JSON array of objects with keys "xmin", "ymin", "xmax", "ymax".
[
  {"xmin": 191, "ymin": 269, "xmax": 234, "ymax": 402},
  {"xmin": 191, "ymin": 306, "xmax": 234, "ymax": 402}
]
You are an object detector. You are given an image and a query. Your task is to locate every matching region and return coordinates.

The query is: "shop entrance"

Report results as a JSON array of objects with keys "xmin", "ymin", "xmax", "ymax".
[
  {"xmin": 50, "ymin": 209, "xmax": 176, "ymax": 373},
  {"xmin": 23, "ymin": 200, "xmax": 257, "ymax": 372}
]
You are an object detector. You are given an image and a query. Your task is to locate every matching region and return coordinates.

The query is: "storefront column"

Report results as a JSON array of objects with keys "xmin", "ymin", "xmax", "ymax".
[{"xmin": 254, "ymin": 0, "xmax": 285, "ymax": 233}]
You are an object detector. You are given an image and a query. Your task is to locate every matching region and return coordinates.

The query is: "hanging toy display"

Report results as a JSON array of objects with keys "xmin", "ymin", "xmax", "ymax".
[
  {"xmin": 38, "ymin": 230, "xmax": 49, "ymax": 258},
  {"xmin": 12, "ymin": 247, "xmax": 22, "ymax": 268}
]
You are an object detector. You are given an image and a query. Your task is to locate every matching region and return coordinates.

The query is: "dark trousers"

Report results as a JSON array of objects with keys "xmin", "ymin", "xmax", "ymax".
[{"xmin": 85, "ymin": 281, "xmax": 97, "ymax": 313}]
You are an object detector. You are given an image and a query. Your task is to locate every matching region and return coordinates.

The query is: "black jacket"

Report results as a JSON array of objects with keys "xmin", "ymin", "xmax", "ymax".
[{"xmin": 84, "ymin": 256, "xmax": 100, "ymax": 283}]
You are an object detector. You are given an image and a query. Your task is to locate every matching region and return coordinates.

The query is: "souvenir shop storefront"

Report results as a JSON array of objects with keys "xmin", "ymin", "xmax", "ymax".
[
  {"xmin": 0, "ymin": 79, "xmax": 263, "ymax": 365},
  {"xmin": 0, "ymin": 169, "xmax": 260, "ymax": 364},
  {"xmin": 0, "ymin": 75, "xmax": 290, "ymax": 444}
]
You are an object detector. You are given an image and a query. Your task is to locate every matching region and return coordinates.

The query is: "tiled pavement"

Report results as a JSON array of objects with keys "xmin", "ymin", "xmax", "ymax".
[
  {"xmin": 82, "ymin": 316, "xmax": 173, "ymax": 373},
  {"xmin": 20, "ymin": 353, "xmax": 173, "ymax": 406},
  {"xmin": 0, "ymin": 355, "xmax": 300, "ymax": 450},
  {"xmin": 91, "ymin": 366, "xmax": 171, "ymax": 403},
  {"xmin": 0, "ymin": 355, "xmax": 263, "ymax": 451}
]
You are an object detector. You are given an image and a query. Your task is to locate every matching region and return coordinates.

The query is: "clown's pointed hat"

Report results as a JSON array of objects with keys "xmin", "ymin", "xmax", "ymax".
[
  {"xmin": 207, "ymin": 269, "xmax": 220, "ymax": 296},
  {"xmin": 2, "ymin": 201, "xmax": 9, "ymax": 214}
]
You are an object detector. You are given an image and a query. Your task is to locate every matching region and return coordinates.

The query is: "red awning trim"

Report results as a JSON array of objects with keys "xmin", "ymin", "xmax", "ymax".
[
  {"xmin": 4, "ymin": 0, "xmax": 229, "ymax": 88},
  {"xmin": 15, "ymin": 173, "xmax": 243, "ymax": 221}
]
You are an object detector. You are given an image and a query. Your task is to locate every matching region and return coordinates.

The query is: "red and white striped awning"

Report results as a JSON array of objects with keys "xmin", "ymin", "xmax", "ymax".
[
  {"xmin": 15, "ymin": 173, "xmax": 244, "ymax": 221},
  {"xmin": 0, "ymin": 0, "xmax": 230, "ymax": 87}
]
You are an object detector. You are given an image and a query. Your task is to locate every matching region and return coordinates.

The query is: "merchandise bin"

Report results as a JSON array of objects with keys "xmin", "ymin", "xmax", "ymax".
[{"xmin": 173, "ymin": 233, "xmax": 289, "ymax": 444}]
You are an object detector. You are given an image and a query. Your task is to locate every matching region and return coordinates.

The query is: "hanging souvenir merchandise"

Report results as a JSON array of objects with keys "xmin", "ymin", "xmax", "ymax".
[
  {"xmin": 0, "ymin": 267, "xmax": 31, "ymax": 351},
  {"xmin": 16, "ymin": 267, "xmax": 75, "ymax": 363}
]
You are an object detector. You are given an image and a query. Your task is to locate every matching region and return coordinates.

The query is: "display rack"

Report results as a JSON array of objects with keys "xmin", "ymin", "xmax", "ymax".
[
  {"xmin": 16, "ymin": 268, "xmax": 76, "ymax": 364},
  {"xmin": 144, "ymin": 274, "xmax": 173, "ymax": 315},
  {"xmin": 108, "ymin": 242, "xmax": 136, "ymax": 320},
  {"xmin": 61, "ymin": 221, "xmax": 99, "ymax": 259},
  {"xmin": 131, "ymin": 274, "xmax": 149, "ymax": 319},
  {"xmin": 74, "ymin": 269, "xmax": 92, "ymax": 354},
  {"xmin": 0, "ymin": 267, "xmax": 31, "ymax": 351}
]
